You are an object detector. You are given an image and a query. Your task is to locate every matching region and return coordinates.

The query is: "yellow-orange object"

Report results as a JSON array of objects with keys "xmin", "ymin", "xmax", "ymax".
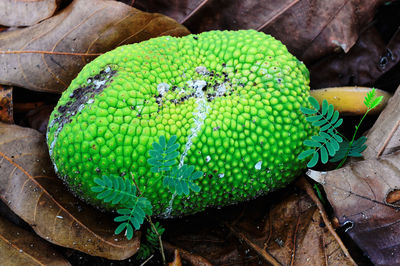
[{"xmin": 310, "ymin": 87, "xmax": 391, "ymax": 115}]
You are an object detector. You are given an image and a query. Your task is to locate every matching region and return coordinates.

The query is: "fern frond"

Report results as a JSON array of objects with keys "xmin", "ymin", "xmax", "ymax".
[
  {"xmin": 136, "ymin": 222, "xmax": 165, "ymax": 261},
  {"xmin": 147, "ymin": 135, "xmax": 180, "ymax": 173},
  {"xmin": 330, "ymin": 136, "xmax": 367, "ymax": 162},
  {"xmin": 163, "ymin": 164, "xmax": 202, "ymax": 195},
  {"xmin": 364, "ymin": 88, "xmax": 383, "ymax": 110},
  {"xmin": 114, "ymin": 197, "xmax": 152, "ymax": 240},
  {"xmin": 91, "ymin": 175, "xmax": 137, "ymax": 205},
  {"xmin": 299, "ymin": 96, "xmax": 345, "ymax": 167}
]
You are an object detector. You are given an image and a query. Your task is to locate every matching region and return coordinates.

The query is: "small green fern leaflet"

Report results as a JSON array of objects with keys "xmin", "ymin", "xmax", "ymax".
[
  {"xmin": 364, "ymin": 88, "xmax": 384, "ymax": 109},
  {"xmin": 330, "ymin": 136, "xmax": 367, "ymax": 162},
  {"xmin": 298, "ymin": 97, "xmax": 344, "ymax": 167},
  {"xmin": 114, "ymin": 197, "xmax": 152, "ymax": 240},
  {"xmin": 91, "ymin": 175, "xmax": 137, "ymax": 205},
  {"xmin": 148, "ymin": 135, "xmax": 203, "ymax": 195},
  {"xmin": 136, "ymin": 222, "xmax": 165, "ymax": 260},
  {"xmin": 147, "ymin": 135, "xmax": 180, "ymax": 173},
  {"xmin": 91, "ymin": 175, "xmax": 152, "ymax": 240},
  {"xmin": 336, "ymin": 88, "xmax": 383, "ymax": 168},
  {"xmin": 163, "ymin": 164, "xmax": 202, "ymax": 195}
]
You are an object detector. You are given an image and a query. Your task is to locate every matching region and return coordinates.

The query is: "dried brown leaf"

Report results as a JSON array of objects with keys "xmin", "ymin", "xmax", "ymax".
[
  {"xmin": 168, "ymin": 249, "xmax": 182, "ymax": 266},
  {"xmin": 133, "ymin": 0, "xmax": 386, "ymax": 63},
  {"xmin": 0, "ymin": 85, "xmax": 13, "ymax": 123},
  {"xmin": 309, "ymin": 26, "xmax": 400, "ymax": 89},
  {"xmin": 0, "ymin": 0, "xmax": 60, "ymax": 27},
  {"xmin": 0, "ymin": 215, "xmax": 70, "ymax": 266},
  {"xmin": 163, "ymin": 186, "xmax": 354, "ymax": 265},
  {"xmin": 307, "ymin": 151, "xmax": 400, "ymax": 266},
  {"xmin": 364, "ymin": 84, "xmax": 400, "ymax": 159},
  {"xmin": 0, "ymin": 123, "xmax": 140, "ymax": 260},
  {"xmin": 0, "ymin": 0, "xmax": 189, "ymax": 93}
]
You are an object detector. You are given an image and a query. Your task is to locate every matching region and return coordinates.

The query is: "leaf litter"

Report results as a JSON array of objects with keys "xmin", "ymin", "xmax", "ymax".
[{"xmin": 1, "ymin": 0, "xmax": 400, "ymax": 264}]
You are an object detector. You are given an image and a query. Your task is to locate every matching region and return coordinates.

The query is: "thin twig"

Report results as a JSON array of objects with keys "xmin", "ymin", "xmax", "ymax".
[
  {"xmin": 377, "ymin": 119, "xmax": 400, "ymax": 158},
  {"xmin": 131, "ymin": 173, "xmax": 166, "ymax": 265},
  {"xmin": 139, "ymin": 254, "xmax": 154, "ymax": 266},
  {"xmin": 148, "ymin": 216, "xmax": 166, "ymax": 265},
  {"xmin": 224, "ymin": 222, "xmax": 281, "ymax": 266},
  {"xmin": 298, "ymin": 177, "xmax": 357, "ymax": 266},
  {"xmin": 290, "ymin": 216, "xmax": 301, "ymax": 266}
]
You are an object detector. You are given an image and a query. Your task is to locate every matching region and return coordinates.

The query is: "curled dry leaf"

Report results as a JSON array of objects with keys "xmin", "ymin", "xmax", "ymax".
[
  {"xmin": 0, "ymin": 0, "xmax": 189, "ymax": 93},
  {"xmin": 310, "ymin": 86, "xmax": 391, "ymax": 115},
  {"xmin": 0, "ymin": 215, "xmax": 70, "ymax": 266},
  {"xmin": 133, "ymin": 0, "xmax": 386, "ymax": 63},
  {"xmin": 163, "ymin": 186, "xmax": 354, "ymax": 265},
  {"xmin": 0, "ymin": 0, "xmax": 60, "ymax": 27},
  {"xmin": 307, "ymin": 151, "xmax": 400, "ymax": 266},
  {"xmin": 0, "ymin": 123, "xmax": 140, "ymax": 260},
  {"xmin": 168, "ymin": 249, "xmax": 182, "ymax": 266},
  {"xmin": 0, "ymin": 85, "xmax": 13, "ymax": 123}
]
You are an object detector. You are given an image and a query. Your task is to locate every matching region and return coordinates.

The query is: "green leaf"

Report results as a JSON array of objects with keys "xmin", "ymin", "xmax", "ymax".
[
  {"xmin": 320, "ymin": 146, "xmax": 328, "ymax": 164},
  {"xmin": 325, "ymin": 141, "xmax": 335, "ymax": 156},
  {"xmin": 300, "ymin": 107, "xmax": 318, "ymax": 115},
  {"xmin": 321, "ymin": 99, "xmax": 328, "ymax": 115},
  {"xmin": 304, "ymin": 139, "xmax": 321, "ymax": 148},
  {"xmin": 364, "ymin": 88, "xmax": 384, "ymax": 110},
  {"xmin": 115, "ymin": 223, "xmax": 126, "ymax": 235},
  {"xmin": 167, "ymin": 135, "xmax": 177, "ymax": 147},
  {"xmin": 311, "ymin": 135, "xmax": 327, "ymax": 143},
  {"xmin": 313, "ymin": 119, "xmax": 328, "ymax": 127},
  {"xmin": 306, "ymin": 114, "xmax": 323, "ymax": 122},
  {"xmin": 308, "ymin": 96, "xmax": 320, "ymax": 110},
  {"xmin": 333, "ymin": 118, "xmax": 343, "ymax": 128},
  {"xmin": 307, "ymin": 152, "xmax": 319, "ymax": 168},
  {"xmin": 163, "ymin": 165, "xmax": 202, "ymax": 195},
  {"xmin": 331, "ymin": 111, "xmax": 339, "ymax": 124},
  {"xmin": 326, "ymin": 104, "xmax": 334, "ymax": 120},
  {"xmin": 125, "ymin": 223, "xmax": 134, "ymax": 240},
  {"xmin": 152, "ymin": 142, "xmax": 163, "ymax": 153},
  {"xmin": 298, "ymin": 149, "xmax": 315, "ymax": 160},
  {"xmin": 158, "ymin": 135, "xmax": 166, "ymax": 149},
  {"xmin": 148, "ymin": 135, "xmax": 180, "ymax": 174},
  {"xmin": 114, "ymin": 216, "xmax": 130, "ymax": 222},
  {"xmin": 331, "ymin": 133, "xmax": 343, "ymax": 143},
  {"xmin": 191, "ymin": 171, "xmax": 203, "ymax": 180}
]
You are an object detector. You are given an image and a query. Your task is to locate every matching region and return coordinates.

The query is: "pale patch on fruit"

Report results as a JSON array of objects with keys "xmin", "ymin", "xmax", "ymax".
[
  {"xmin": 157, "ymin": 82, "xmax": 170, "ymax": 96},
  {"xmin": 47, "ymin": 67, "xmax": 116, "ymax": 176},
  {"xmin": 255, "ymin": 160, "xmax": 262, "ymax": 170},
  {"xmin": 163, "ymin": 79, "xmax": 211, "ymax": 217}
]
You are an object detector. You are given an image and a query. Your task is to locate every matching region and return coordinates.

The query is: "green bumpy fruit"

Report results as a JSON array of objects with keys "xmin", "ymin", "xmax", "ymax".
[{"xmin": 47, "ymin": 30, "xmax": 317, "ymax": 217}]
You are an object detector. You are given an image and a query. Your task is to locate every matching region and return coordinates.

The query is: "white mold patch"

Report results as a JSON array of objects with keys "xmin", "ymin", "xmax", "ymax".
[
  {"xmin": 47, "ymin": 66, "xmax": 116, "ymax": 164},
  {"xmin": 215, "ymin": 83, "xmax": 226, "ymax": 97},
  {"xmin": 179, "ymin": 80, "xmax": 210, "ymax": 167},
  {"xmin": 162, "ymin": 79, "xmax": 211, "ymax": 217},
  {"xmin": 157, "ymin": 83, "xmax": 170, "ymax": 96},
  {"xmin": 255, "ymin": 161, "xmax": 262, "ymax": 170},
  {"xmin": 206, "ymin": 155, "xmax": 211, "ymax": 163},
  {"xmin": 195, "ymin": 66, "xmax": 209, "ymax": 75}
]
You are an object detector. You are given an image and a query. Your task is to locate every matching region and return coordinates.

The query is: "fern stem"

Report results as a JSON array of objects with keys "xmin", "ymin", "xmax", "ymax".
[
  {"xmin": 336, "ymin": 109, "xmax": 371, "ymax": 168},
  {"xmin": 131, "ymin": 173, "xmax": 166, "ymax": 265},
  {"xmin": 147, "ymin": 216, "xmax": 166, "ymax": 265}
]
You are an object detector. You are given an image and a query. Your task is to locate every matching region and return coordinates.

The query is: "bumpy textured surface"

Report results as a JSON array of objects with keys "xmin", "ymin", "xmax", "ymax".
[{"xmin": 47, "ymin": 30, "xmax": 316, "ymax": 217}]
